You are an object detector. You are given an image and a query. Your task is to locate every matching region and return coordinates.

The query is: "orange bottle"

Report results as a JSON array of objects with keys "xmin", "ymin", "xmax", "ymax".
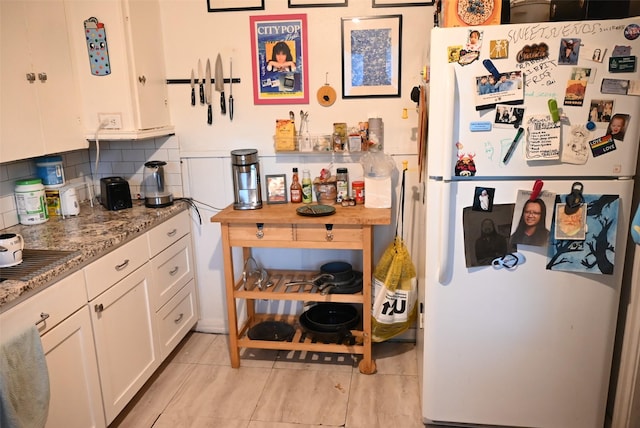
[{"xmin": 290, "ymin": 168, "xmax": 302, "ymax": 203}]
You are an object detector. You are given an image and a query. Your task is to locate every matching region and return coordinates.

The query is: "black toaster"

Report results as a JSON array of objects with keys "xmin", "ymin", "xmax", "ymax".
[{"xmin": 100, "ymin": 177, "xmax": 133, "ymax": 211}]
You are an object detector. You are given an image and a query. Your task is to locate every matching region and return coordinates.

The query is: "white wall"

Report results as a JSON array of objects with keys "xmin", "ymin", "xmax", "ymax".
[{"xmin": 158, "ymin": 0, "xmax": 433, "ymax": 331}]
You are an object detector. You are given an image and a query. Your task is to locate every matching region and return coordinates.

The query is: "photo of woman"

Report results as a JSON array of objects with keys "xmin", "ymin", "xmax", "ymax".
[
  {"xmin": 266, "ymin": 41, "xmax": 296, "ymax": 72},
  {"xmin": 510, "ymin": 198, "xmax": 550, "ymax": 246}
]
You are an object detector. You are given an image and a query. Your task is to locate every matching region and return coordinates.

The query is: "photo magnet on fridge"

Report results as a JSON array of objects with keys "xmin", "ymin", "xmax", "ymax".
[
  {"xmin": 554, "ymin": 203, "xmax": 587, "ymax": 240},
  {"xmin": 472, "ymin": 187, "xmax": 495, "ymax": 212},
  {"xmin": 510, "ymin": 190, "xmax": 556, "ymax": 248},
  {"xmin": 606, "ymin": 113, "xmax": 630, "ymax": 141},
  {"xmin": 463, "ymin": 204, "xmax": 516, "ymax": 268},
  {"xmin": 558, "ymin": 38, "xmax": 581, "ymax": 65},
  {"xmin": 473, "ymin": 70, "xmax": 524, "ymax": 110}
]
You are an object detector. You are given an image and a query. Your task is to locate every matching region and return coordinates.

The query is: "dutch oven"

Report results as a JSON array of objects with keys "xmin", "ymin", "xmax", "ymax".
[{"xmin": 299, "ymin": 303, "xmax": 359, "ymax": 344}]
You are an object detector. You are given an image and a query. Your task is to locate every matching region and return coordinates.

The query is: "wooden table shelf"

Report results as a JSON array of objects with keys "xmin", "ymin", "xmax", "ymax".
[{"xmin": 211, "ymin": 203, "xmax": 391, "ymax": 374}]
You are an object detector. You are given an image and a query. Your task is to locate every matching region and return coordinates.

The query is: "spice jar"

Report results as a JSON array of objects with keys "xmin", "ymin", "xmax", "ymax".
[
  {"xmin": 352, "ymin": 180, "xmax": 364, "ymax": 204},
  {"xmin": 336, "ymin": 168, "xmax": 349, "ymax": 203}
]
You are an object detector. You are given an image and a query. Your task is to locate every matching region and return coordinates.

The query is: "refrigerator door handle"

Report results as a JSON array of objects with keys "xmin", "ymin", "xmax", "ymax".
[
  {"xmin": 442, "ymin": 66, "xmax": 456, "ymax": 182},
  {"xmin": 438, "ymin": 181, "xmax": 452, "ymax": 284},
  {"xmin": 436, "ymin": 66, "xmax": 456, "ymax": 284}
]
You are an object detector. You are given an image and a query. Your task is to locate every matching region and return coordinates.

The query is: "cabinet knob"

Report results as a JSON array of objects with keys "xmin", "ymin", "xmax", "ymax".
[
  {"xmin": 38, "ymin": 72, "xmax": 47, "ymax": 82},
  {"xmin": 138, "ymin": 75, "xmax": 147, "ymax": 85},
  {"xmin": 167, "ymin": 228, "xmax": 177, "ymax": 237},
  {"xmin": 256, "ymin": 223, "xmax": 264, "ymax": 239},
  {"xmin": 169, "ymin": 266, "xmax": 179, "ymax": 276},
  {"xmin": 325, "ymin": 224, "xmax": 334, "ymax": 241},
  {"xmin": 174, "ymin": 313, "xmax": 184, "ymax": 324},
  {"xmin": 26, "ymin": 73, "xmax": 36, "ymax": 82},
  {"xmin": 94, "ymin": 303, "xmax": 104, "ymax": 313}
]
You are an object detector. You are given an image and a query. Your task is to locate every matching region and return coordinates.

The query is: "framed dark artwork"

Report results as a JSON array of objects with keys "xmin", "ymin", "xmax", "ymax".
[
  {"xmin": 266, "ymin": 175, "xmax": 288, "ymax": 204},
  {"xmin": 289, "ymin": 0, "xmax": 348, "ymax": 7},
  {"xmin": 373, "ymin": 0, "xmax": 434, "ymax": 6},
  {"xmin": 207, "ymin": 0, "xmax": 264, "ymax": 12},
  {"xmin": 341, "ymin": 15, "xmax": 402, "ymax": 98},
  {"xmin": 250, "ymin": 14, "xmax": 309, "ymax": 105}
]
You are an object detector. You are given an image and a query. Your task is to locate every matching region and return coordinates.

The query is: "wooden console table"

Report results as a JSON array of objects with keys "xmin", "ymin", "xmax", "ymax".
[{"xmin": 211, "ymin": 203, "xmax": 391, "ymax": 374}]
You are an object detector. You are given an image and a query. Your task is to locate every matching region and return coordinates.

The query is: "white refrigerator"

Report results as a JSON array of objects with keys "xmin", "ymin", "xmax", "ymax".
[{"xmin": 419, "ymin": 17, "xmax": 640, "ymax": 427}]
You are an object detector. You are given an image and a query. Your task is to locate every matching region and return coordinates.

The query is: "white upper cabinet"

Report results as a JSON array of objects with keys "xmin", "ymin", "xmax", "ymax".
[
  {"xmin": 0, "ymin": 1, "xmax": 86, "ymax": 164},
  {"xmin": 65, "ymin": 0, "xmax": 174, "ymax": 140}
]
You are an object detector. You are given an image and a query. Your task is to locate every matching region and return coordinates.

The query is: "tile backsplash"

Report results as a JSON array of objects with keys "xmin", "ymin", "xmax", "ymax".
[{"xmin": 0, "ymin": 136, "xmax": 183, "ymax": 230}]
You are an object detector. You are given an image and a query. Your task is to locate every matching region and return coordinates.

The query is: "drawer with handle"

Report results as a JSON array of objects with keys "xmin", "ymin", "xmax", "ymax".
[
  {"xmin": 147, "ymin": 210, "xmax": 190, "ymax": 258},
  {"xmin": 156, "ymin": 280, "xmax": 197, "ymax": 360},
  {"xmin": 149, "ymin": 234, "xmax": 194, "ymax": 311},
  {"xmin": 84, "ymin": 233, "xmax": 150, "ymax": 300}
]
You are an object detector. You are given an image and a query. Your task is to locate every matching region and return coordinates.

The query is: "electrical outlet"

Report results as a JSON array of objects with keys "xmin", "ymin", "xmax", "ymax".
[{"xmin": 98, "ymin": 113, "xmax": 122, "ymax": 129}]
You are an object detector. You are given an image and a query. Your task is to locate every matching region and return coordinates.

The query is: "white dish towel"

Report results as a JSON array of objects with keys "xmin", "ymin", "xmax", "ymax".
[{"xmin": 0, "ymin": 325, "xmax": 50, "ymax": 428}]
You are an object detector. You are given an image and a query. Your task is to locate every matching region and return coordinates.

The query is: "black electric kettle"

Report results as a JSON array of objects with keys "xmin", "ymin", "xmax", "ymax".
[{"xmin": 142, "ymin": 161, "xmax": 173, "ymax": 208}]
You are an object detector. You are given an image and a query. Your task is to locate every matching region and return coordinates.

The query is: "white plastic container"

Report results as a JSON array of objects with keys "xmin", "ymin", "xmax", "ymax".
[
  {"xmin": 35, "ymin": 155, "xmax": 65, "ymax": 188},
  {"xmin": 15, "ymin": 178, "xmax": 48, "ymax": 225},
  {"xmin": 364, "ymin": 176, "xmax": 392, "ymax": 208}
]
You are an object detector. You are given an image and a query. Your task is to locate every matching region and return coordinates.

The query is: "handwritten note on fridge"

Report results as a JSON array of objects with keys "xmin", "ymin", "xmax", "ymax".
[{"xmin": 525, "ymin": 115, "xmax": 561, "ymax": 160}]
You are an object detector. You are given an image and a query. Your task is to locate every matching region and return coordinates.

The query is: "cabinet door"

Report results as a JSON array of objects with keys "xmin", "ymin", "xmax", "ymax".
[
  {"xmin": 43, "ymin": 306, "xmax": 106, "ymax": 428},
  {"xmin": 124, "ymin": 0, "xmax": 171, "ymax": 130},
  {"xmin": 90, "ymin": 263, "xmax": 160, "ymax": 425},
  {"xmin": 28, "ymin": 0, "xmax": 85, "ymax": 155},
  {"xmin": 0, "ymin": 1, "xmax": 44, "ymax": 161},
  {"xmin": 0, "ymin": 0, "xmax": 85, "ymax": 163}
]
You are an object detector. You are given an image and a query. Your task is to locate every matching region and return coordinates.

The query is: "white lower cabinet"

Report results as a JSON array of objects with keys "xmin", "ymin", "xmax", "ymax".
[
  {"xmin": 0, "ymin": 270, "xmax": 106, "ymax": 428},
  {"xmin": 0, "ymin": 211, "xmax": 198, "ymax": 427},
  {"xmin": 43, "ymin": 306, "xmax": 105, "ymax": 428},
  {"xmin": 89, "ymin": 262, "xmax": 160, "ymax": 425}
]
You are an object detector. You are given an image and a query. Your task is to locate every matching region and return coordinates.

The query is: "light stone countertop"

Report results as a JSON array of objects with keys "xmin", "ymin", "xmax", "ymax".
[{"xmin": 0, "ymin": 200, "xmax": 190, "ymax": 312}]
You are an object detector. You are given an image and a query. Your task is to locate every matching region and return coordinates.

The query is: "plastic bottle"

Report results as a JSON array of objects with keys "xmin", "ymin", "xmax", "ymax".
[
  {"xmin": 15, "ymin": 178, "xmax": 48, "ymax": 225},
  {"xmin": 302, "ymin": 169, "xmax": 313, "ymax": 204},
  {"xmin": 290, "ymin": 168, "xmax": 302, "ymax": 203},
  {"xmin": 336, "ymin": 168, "xmax": 349, "ymax": 202}
]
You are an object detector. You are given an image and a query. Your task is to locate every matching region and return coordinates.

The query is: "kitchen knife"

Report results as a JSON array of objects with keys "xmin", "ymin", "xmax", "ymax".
[
  {"xmin": 229, "ymin": 58, "xmax": 234, "ymax": 121},
  {"xmin": 198, "ymin": 59, "xmax": 205, "ymax": 105},
  {"xmin": 190, "ymin": 69, "xmax": 196, "ymax": 106},
  {"xmin": 215, "ymin": 54, "xmax": 226, "ymax": 115},
  {"xmin": 205, "ymin": 58, "xmax": 212, "ymax": 125}
]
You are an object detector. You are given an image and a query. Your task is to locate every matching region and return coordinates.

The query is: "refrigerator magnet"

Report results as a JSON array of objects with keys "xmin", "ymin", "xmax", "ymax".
[
  {"xmin": 472, "ymin": 187, "xmax": 495, "ymax": 212},
  {"xmin": 561, "ymin": 125, "xmax": 590, "ymax": 165},
  {"xmin": 606, "ymin": 113, "xmax": 630, "ymax": 141},
  {"xmin": 489, "ymin": 40, "xmax": 508, "ymax": 59},
  {"xmin": 588, "ymin": 134, "xmax": 617, "ymax": 157},
  {"xmin": 609, "ymin": 56, "xmax": 637, "ymax": 73},
  {"xmin": 558, "ymin": 39, "xmax": 581, "ymax": 65},
  {"xmin": 554, "ymin": 203, "xmax": 587, "ymax": 240}
]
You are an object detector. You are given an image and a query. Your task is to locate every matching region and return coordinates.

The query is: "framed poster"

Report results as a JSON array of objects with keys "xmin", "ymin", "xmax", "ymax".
[
  {"xmin": 250, "ymin": 14, "xmax": 309, "ymax": 105},
  {"xmin": 207, "ymin": 0, "xmax": 264, "ymax": 12},
  {"xmin": 373, "ymin": 0, "xmax": 434, "ymax": 6},
  {"xmin": 266, "ymin": 175, "xmax": 287, "ymax": 203},
  {"xmin": 288, "ymin": 0, "xmax": 347, "ymax": 7},
  {"xmin": 341, "ymin": 15, "xmax": 402, "ymax": 98}
]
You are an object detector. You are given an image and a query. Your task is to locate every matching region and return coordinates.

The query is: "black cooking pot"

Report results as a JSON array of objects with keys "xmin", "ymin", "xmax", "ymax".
[
  {"xmin": 320, "ymin": 261, "xmax": 354, "ymax": 283},
  {"xmin": 303, "ymin": 303, "xmax": 359, "ymax": 332},
  {"xmin": 299, "ymin": 308, "xmax": 357, "ymax": 345}
]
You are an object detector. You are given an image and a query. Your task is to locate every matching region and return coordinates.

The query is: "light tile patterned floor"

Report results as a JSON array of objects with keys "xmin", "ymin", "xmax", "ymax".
[{"xmin": 110, "ymin": 332, "xmax": 424, "ymax": 428}]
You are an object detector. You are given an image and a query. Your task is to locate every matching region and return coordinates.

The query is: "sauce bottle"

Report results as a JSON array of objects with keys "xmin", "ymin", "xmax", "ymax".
[
  {"xmin": 290, "ymin": 168, "xmax": 302, "ymax": 203},
  {"xmin": 302, "ymin": 169, "xmax": 313, "ymax": 204},
  {"xmin": 336, "ymin": 168, "xmax": 348, "ymax": 202}
]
